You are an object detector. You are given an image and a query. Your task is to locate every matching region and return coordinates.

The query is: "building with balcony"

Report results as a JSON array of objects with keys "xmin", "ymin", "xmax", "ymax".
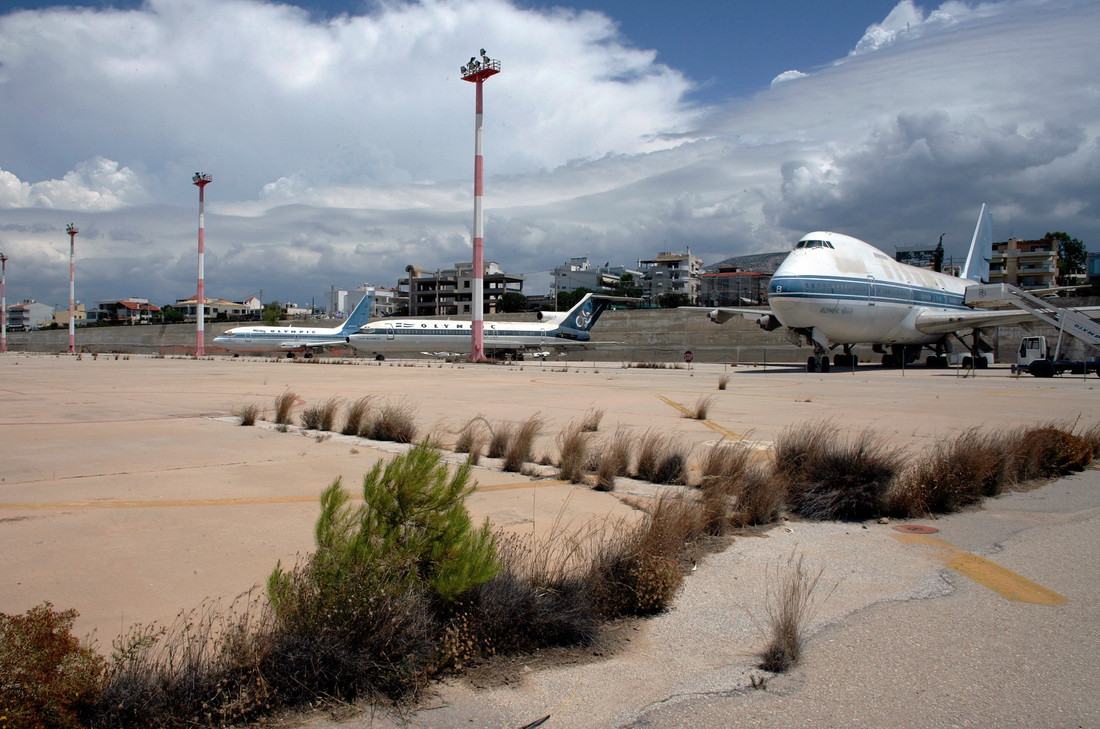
[
  {"xmin": 90, "ymin": 298, "xmax": 160, "ymax": 325},
  {"xmin": 639, "ymin": 250, "xmax": 703, "ymax": 304},
  {"xmin": 698, "ymin": 267, "xmax": 770, "ymax": 306},
  {"xmin": 7, "ymin": 300, "xmax": 54, "ymax": 330},
  {"xmin": 400, "ymin": 262, "xmax": 523, "ymax": 316},
  {"xmin": 552, "ymin": 257, "xmax": 642, "ymax": 296},
  {"xmin": 989, "ymin": 237, "xmax": 1057, "ymax": 290},
  {"xmin": 53, "ymin": 303, "xmax": 88, "ymax": 327},
  {"xmin": 174, "ymin": 296, "xmax": 260, "ymax": 321}
]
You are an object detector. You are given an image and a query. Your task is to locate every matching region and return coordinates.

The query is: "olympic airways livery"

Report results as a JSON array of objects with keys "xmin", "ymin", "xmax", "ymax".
[
  {"xmin": 347, "ymin": 293, "xmax": 618, "ymax": 360},
  {"xmin": 709, "ymin": 204, "xmax": 1075, "ymax": 371},
  {"xmin": 212, "ymin": 290, "xmax": 373, "ymax": 358}
]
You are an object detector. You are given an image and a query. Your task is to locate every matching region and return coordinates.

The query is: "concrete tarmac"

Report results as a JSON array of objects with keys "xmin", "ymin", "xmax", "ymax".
[{"xmin": 1, "ymin": 352, "xmax": 1097, "ymax": 727}]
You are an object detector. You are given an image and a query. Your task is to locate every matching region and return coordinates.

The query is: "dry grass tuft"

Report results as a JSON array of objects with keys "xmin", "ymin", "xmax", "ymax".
[
  {"xmin": 300, "ymin": 396, "xmax": 341, "ymax": 432},
  {"xmin": 502, "ymin": 414, "xmax": 544, "ymax": 473},
  {"xmin": 718, "ymin": 375, "xmax": 730, "ymax": 391},
  {"xmin": 233, "ymin": 402, "xmax": 261, "ymax": 426},
  {"xmin": 594, "ymin": 427, "xmax": 634, "ymax": 492},
  {"xmin": 342, "ymin": 396, "xmax": 372, "ymax": 435},
  {"xmin": 274, "ymin": 390, "xmax": 297, "ymax": 426},
  {"xmin": 777, "ymin": 422, "xmax": 904, "ymax": 521},
  {"xmin": 759, "ymin": 551, "xmax": 828, "ymax": 673},
  {"xmin": 557, "ymin": 421, "xmax": 591, "ymax": 484},
  {"xmin": 690, "ymin": 395, "xmax": 715, "ymax": 420},
  {"xmin": 635, "ymin": 430, "xmax": 689, "ymax": 485},
  {"xmin": 366, "ymin": 400, "xmax": 419, "ymax": 443},
  {"xmin": 887, "ymin": 428, "xmax": 1006, "ymax": 517},
  {"xmin": 580, "ymin": 408, "xmax": 604, "ymax": 433}
]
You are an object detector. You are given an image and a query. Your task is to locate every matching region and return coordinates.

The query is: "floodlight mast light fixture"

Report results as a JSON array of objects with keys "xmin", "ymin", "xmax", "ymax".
[
  {"xmin": 460, "ymin": 50, "xmax": 500, "ymax": 362},
  {"xmin": 1, "ymin": 251, "xmax": 8, "ymax": 354},
  {"xmin": 193, "ymin": 172, "xmax": 212, "ymax": 357},
  {"xmin": 66, "ymin": 223, "xmax": 78, "ymax": 354}
]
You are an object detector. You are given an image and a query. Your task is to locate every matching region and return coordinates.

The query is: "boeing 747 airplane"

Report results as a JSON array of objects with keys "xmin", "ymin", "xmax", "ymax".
[
  {"xmin": 347, "ymin": 293, "xmax": 621, "ymax": 360},
  {"xmin": 213, "ymin": 290, "xmax": 373, "ymax": 358},
  {"xmin": 708, "ymin": 205, "xmax": 1095, "ymax": 371}
]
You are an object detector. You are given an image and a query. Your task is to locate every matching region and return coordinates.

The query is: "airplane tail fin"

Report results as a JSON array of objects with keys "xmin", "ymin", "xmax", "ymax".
[
  {"xmin": 560, "ymin": 294, "xmax": 612, "ymax": 332},
  {"xmin": 338, "ymin": 290, "xmax": 374, "ymax": 333},
  {"xmin": 962, "ymin": 203, "xmax": 992, "ymax": 283}
]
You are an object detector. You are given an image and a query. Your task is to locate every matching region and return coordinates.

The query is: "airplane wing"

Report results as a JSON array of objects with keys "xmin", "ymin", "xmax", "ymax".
[
  {"xmin": 914, "ymin": 306, "xmax": 1100, "ymax": 336},
  {"xmin": 280, "ymin": 339, "xmax": 351, "ymax": 351}
]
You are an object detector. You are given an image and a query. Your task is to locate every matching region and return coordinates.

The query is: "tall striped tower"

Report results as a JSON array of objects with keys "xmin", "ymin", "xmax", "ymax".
[
  {"xmin": 1, "ymin": 252, "xmax": 8, "ymax": 354},
  {"xmin": 192, "ymin": 173, "xmax": 212, "ymax": 357},
  {"xmin": 460, "ymin": 50, "xmax": 500, "ymax": 362},
  {"xmin": 66, "ymin": 223, "xmax": 78, "ymax": 354}
]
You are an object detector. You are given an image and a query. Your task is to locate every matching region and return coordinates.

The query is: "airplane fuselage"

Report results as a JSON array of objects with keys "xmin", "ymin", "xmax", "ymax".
[
  {"xmin": 212, "ymin": 325, "xmax": 353, "ymax": 353},
  {"xmin": 768, "ymin": 231, "xmax": 973, "ymax": 346},
  {"xmin": 348, "ymin": 319, "xmax": 590, "ymax": 356}
]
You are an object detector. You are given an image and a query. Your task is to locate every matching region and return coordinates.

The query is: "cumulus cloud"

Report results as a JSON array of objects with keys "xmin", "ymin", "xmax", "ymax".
[{"xmin": 1, "ymin": 0, "xmax": 1098, "ymax": 310}]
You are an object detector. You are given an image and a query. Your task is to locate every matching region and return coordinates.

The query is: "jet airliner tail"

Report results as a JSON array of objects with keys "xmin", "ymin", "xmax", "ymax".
[
  {"xmin": 338, "ymin": 290, "xmax": 374, "ymax": 334},
  {"xmin": 961, "ymin": 203, "xmax": 992, "ymax": 283}
]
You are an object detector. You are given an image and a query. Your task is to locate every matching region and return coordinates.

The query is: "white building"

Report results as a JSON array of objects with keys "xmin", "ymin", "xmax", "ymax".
[{"xmin": 7, "ymin": 300, "xmax": 55, "ymax": 330}]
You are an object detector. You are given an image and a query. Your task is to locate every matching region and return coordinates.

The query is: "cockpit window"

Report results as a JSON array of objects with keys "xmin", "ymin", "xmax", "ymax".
[{"xmin": 795, "ymin": 239, "xmax": 834, "ymax": 250}]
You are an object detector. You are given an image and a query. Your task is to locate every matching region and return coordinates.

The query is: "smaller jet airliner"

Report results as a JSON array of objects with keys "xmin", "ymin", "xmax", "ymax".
[
  {"xmin": 213, "ymin": 290, "xmax": 373, "ymax": 358},
  {"xmin": 347, "ymin": 293, "xmax": 621, "ymax": 360}
]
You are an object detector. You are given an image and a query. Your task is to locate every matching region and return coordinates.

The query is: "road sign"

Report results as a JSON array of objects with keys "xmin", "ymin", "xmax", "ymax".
[{"xmin": 684, "ymin": 350, "xmax": 694, "ymax": 363}]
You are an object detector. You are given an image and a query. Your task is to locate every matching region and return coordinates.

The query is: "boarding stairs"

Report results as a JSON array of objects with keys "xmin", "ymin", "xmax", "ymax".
[{"xmin": 964, "ymin": 283, "xmax": 1100, "ymax": 349}]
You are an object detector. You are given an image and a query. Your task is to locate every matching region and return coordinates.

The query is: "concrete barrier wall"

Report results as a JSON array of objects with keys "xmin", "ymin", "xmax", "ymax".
[{"xmin": 3, "ymin": 308, "xmax": 1051, "ymax": 364}]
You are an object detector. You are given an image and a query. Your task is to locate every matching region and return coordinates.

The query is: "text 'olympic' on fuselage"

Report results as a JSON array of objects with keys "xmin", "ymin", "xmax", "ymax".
[
  {"xmin": 347, "ymin": 293, "xmax": 616, "ymax": 360},
  {"xmin": 212, "ymin": 290, "xmax": 374, "ymax": 358}
]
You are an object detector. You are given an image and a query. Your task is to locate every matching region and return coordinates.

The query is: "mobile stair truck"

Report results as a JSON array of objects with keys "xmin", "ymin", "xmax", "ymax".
[{"xmin": 963, "ymin": 284, "xmax": 1100, "ymax": 378}]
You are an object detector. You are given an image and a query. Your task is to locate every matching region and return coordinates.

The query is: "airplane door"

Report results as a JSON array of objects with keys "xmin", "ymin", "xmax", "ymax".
[
  {"xmin": 866, "ymin": 275, "xmax": 876, "ymax": 307},
  {"xmin": 386, "ymin": 324, "xmax": 394, "ymax": 341}
]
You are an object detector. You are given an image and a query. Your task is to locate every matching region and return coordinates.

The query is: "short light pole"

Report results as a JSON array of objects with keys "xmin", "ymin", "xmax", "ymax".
[
  {"xmin": 66, "ymin": 223, "xmax": 78, "ymax": 354},
  {"xmin": 193, "ymin": 173, "xmax": 212, "ymax": 357},
  {"xmin": 460, "ymin": 49, "xmax": 500, "ymax": 362},
  {"xmin": 1, "ymin": 251, "xmax": 8, "ymax": 353}
]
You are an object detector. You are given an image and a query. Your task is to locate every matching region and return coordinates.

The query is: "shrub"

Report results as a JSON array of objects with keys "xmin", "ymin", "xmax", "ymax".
[
  {"xmin": 733, "ymin": 464, "xmax": 787, "ymax": 526},
  {"xmin": 698, "ymin": 441, "xmax": 754, "ymax": 534},
  {"xmin": 502, "ymin": 414, "xmax": 544, "ymax": 473},
  {"xmin": 759, "ymin": 552, "xmax": 827, "ymax": 673},
  {"xmin": 1009, "ymin": 426, "xmax": 1094, "ymax": 481},
  {"xmin": 233, "ymin": 402, "xmax": 260, "ymax": 426},
  {"xmin": 270, "ymin": 442, "xmax": 498, "ymax": 607},
  {"xmin": 274, "ymin": 390, "xmax": 297, "ymax": 426},
  {"xmin": 635, "ymin": 430, "xmax": 688, "ymax": 485},
  {"xmin": 557, "ymin": 421, "xmax": 591, "ymax": 484},
  {"xmin": 589, "ymin": 498, "xmax": 703, "ymax": 617},
  {"xmin": 778, "ymin": 423, "xmax": 904, "ymax": 521},
  {"xmin": 717, "ymin": 375, "xmax": 730, "ymax": 391},
  {"xmin": 342, "ymin": 396, "xmax": 372, "ymax": 435},
  {"xmin": 365, "ymin": 400, "xmax": 419, "ymax": 443},
  {"xmin": 0, "ymin": 603, "xmax": 106, "ymax": 729},
  {"xmin": 887, "ymin": 428, "xmax": 1006, "ymax": 516}
]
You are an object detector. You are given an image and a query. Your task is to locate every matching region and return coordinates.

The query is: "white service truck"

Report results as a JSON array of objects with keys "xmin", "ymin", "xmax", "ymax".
[{"xmin": 1015, "ymin": 335, "xmax": 1100, "ymax": 378}]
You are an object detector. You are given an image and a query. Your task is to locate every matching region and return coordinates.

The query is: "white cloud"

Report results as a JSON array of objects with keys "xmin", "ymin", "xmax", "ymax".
[{"xmin": 0, "ymin": 0, "xmax": 1098, "ymax": 310}]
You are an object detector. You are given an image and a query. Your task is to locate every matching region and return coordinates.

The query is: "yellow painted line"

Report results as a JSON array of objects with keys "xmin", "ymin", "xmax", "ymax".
[
  {"xmin": 656, "ymin": 394, "xmax": 693, "ymax": 416},
  {"xmin": 892, "ymin": 533, "xmax": 1068, "ymax": 605},
  {"xmin": 656, "ymin": 394, "xmax": 748, "ymax": 441},
  {"xmin": 476, "ymin": 479, "xmax": 570, "ymax": 492}
]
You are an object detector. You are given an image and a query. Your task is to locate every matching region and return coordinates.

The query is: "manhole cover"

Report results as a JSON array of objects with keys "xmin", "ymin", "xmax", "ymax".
[{"xmin": 892, "ymin": 524, "xmax": 939, "ymax": 534}]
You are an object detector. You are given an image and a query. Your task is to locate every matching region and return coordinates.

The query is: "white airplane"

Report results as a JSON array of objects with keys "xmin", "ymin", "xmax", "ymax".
[
  {"xmin": 213, "ymin": 290, "xmax": 373, "ymax": 358},
  {"xmin": 347, "ymin": 293, "xmax": 621, "ymax": 360},
  {"xmin": 707, "ymin": 204, "xmax": 1091, "ymax": 371}
]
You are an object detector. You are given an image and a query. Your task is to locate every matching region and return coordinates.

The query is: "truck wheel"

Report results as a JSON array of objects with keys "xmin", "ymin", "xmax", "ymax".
[{"xmin": 1029, "ymin": 361, "xmax": 1055, "ymax": 378}]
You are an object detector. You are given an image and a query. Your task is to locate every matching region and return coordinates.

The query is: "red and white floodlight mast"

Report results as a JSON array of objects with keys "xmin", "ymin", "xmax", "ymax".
[
  {"xmin": 1, "ymin": 251, "xmax": 8, "ymax": 354},
  {"xmin": 193, "ymin": 173, "xmax": 212, "ymax": 357},
  {"xmin": 66, "ymin": 223, "xmax": 78, "ymax": 354},
  {"xmin": 460, "ymin": 49, "xmax": 500, "ymax": 362}
]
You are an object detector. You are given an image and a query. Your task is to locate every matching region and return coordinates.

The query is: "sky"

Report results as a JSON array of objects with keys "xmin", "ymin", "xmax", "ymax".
[{"xmin": 0, "ymin": 0, "xmax": 1097, "ymax": 310}]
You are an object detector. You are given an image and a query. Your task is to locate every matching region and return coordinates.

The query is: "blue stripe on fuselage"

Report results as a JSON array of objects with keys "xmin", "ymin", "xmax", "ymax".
[{"xmin": 768, "ymin": 276, "xmax": 968, "ymax": 310}]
